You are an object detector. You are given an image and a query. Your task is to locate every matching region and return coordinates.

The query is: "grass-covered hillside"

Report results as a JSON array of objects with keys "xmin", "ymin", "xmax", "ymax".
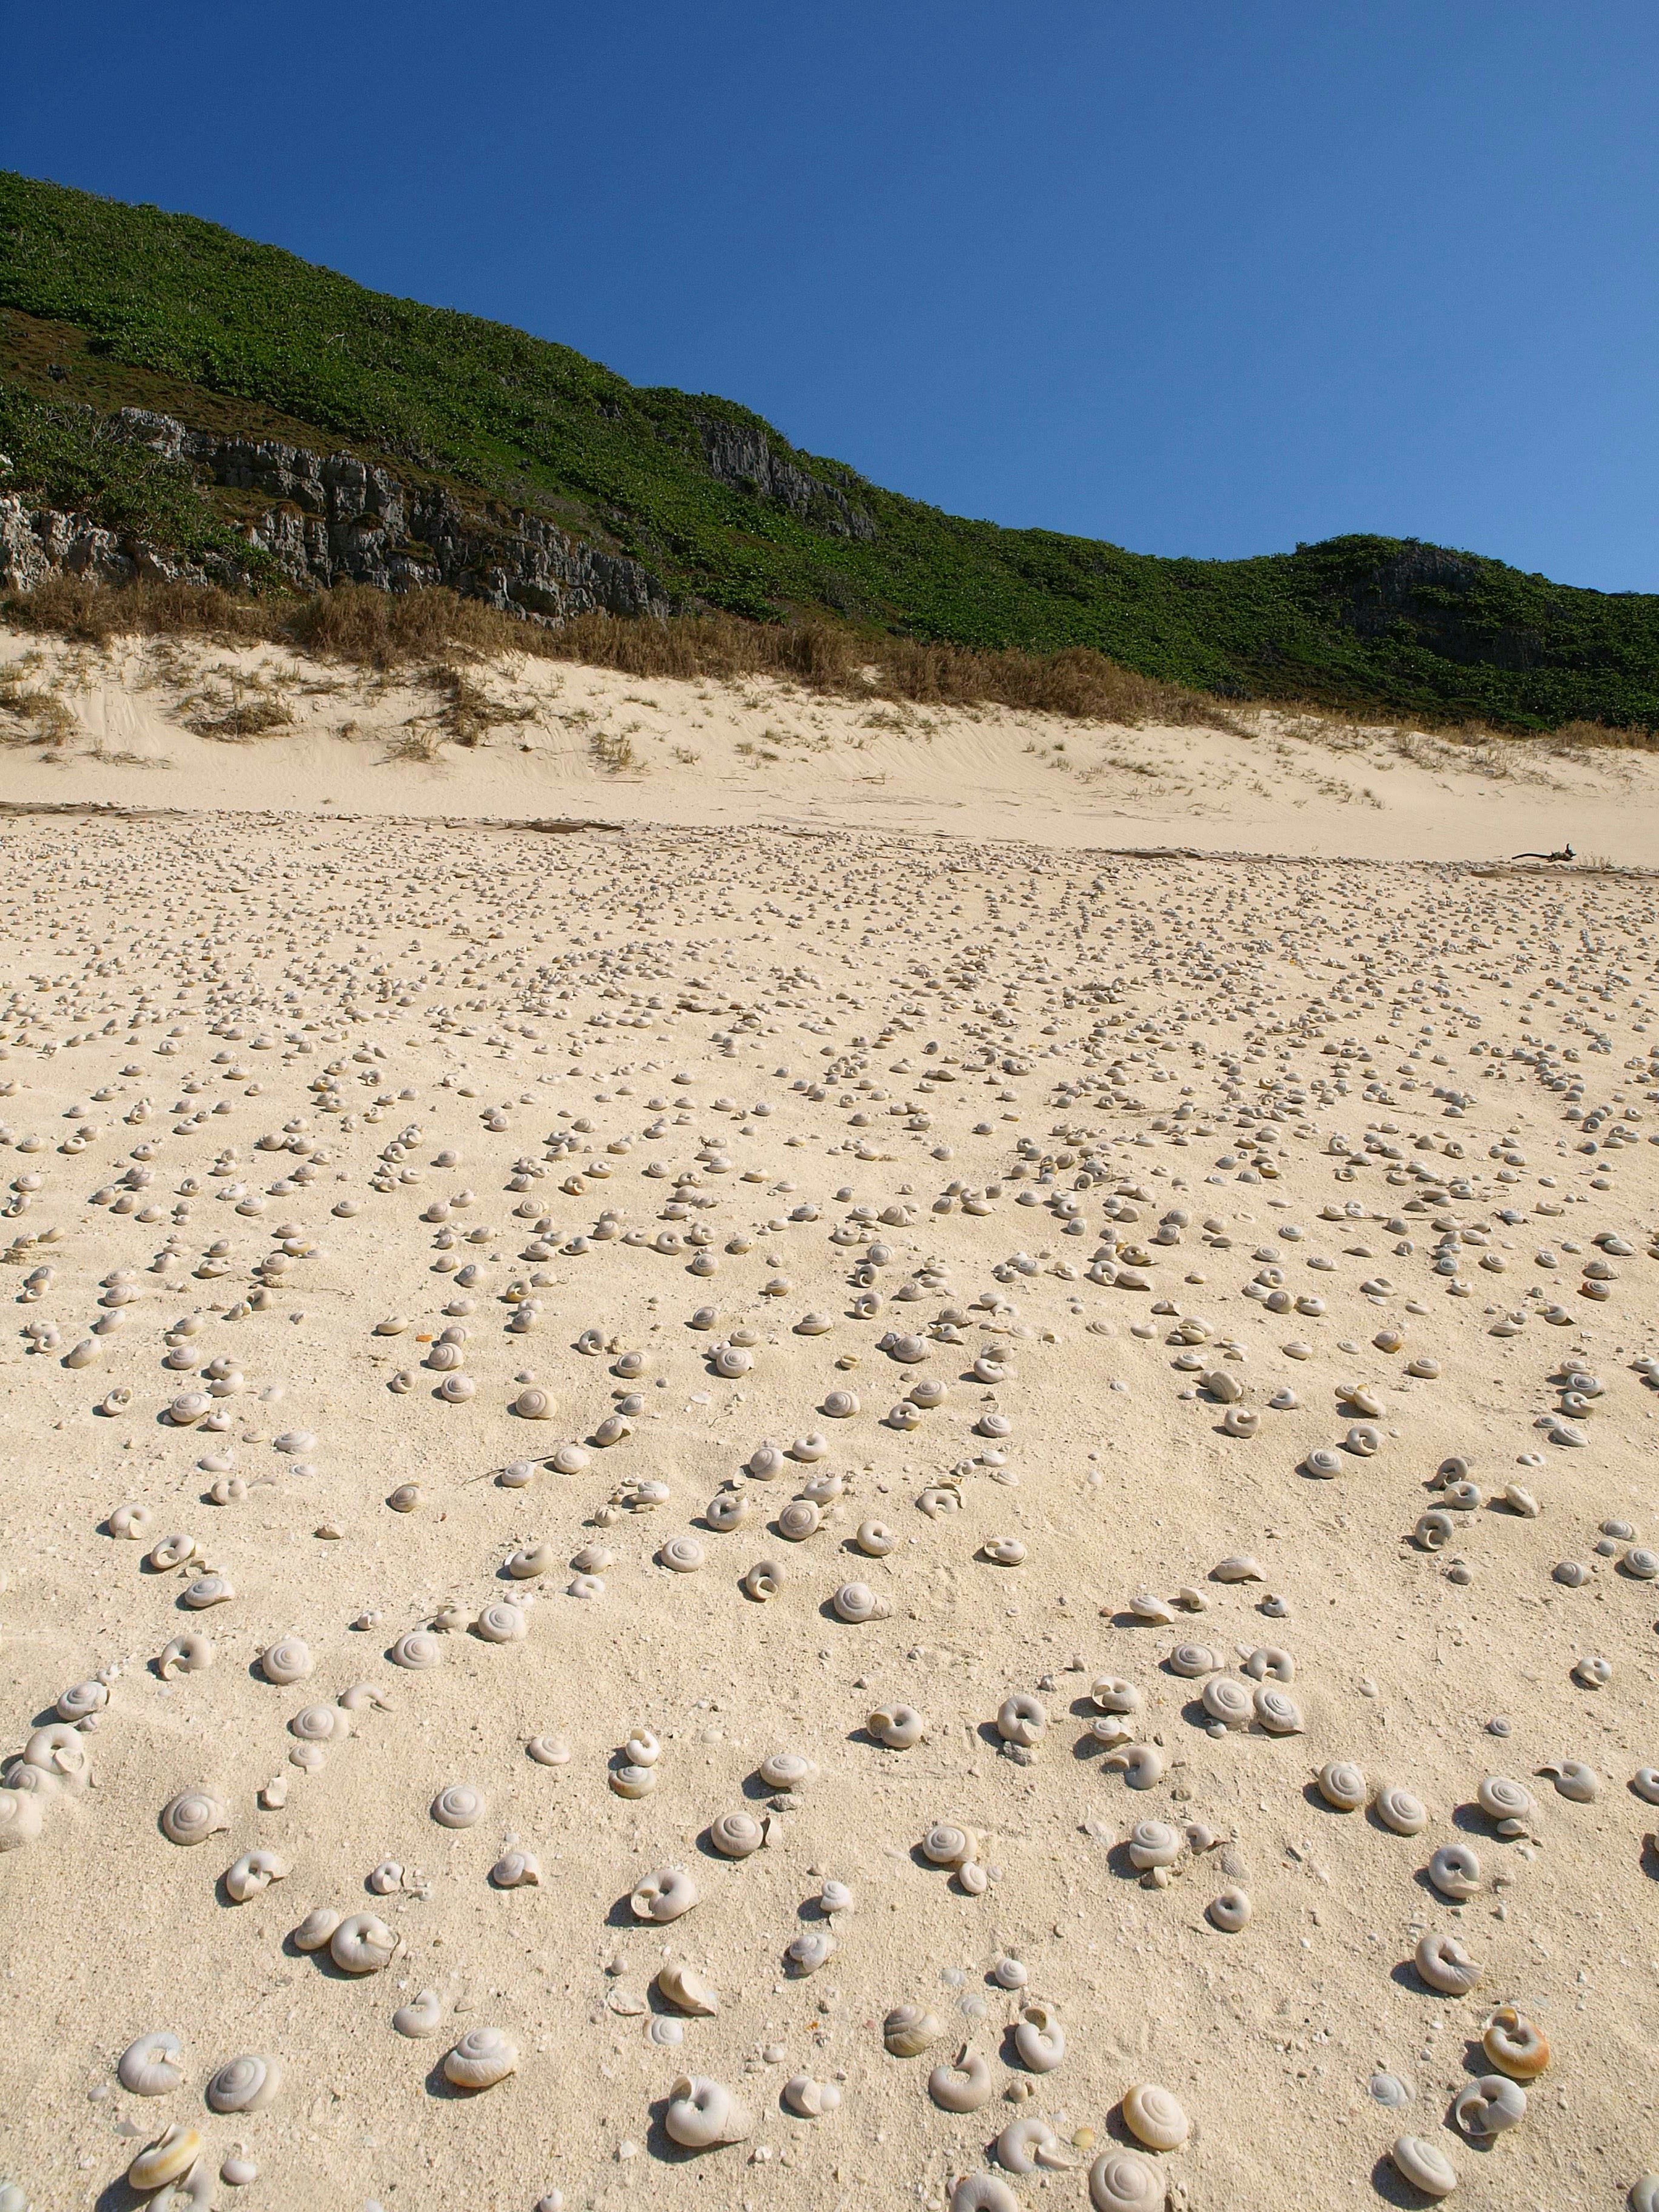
[{"xmin": 5, "ymin": 169, "xmax": 1659, "ymax": 731}]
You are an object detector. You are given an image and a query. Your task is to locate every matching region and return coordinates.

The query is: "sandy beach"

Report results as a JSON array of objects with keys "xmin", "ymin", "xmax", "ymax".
[{"xmin": 2, "ymin": 627, "xmax": 1658, "ymax": 2212}]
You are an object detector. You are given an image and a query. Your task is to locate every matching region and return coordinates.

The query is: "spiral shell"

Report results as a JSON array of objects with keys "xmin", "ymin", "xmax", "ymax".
[
  {"xmin": 922, "ymin": 1821, "xmax": 977, "ymax": 1867},
  {"xmin": 1317, "ymin": 1760, "xmax": 1367, "ymax": 1812},
  {"xmin": 950, "ymin": 2175, "xmax": 1019, "ymax": 2212},
  {"xmin": 224, "ymin": 1850, "xmax": 289, "ymax": 1903},
  {"xmin": 110, "ymin": 1502, "xmax": 154, "ymax": 1540},
  {"xmin": 513, "ymin": 1386, "xmax": 557, "ymax": 1420},
  {"xmin": 1127, "ymin": 1819, "xmax": 1184, "ymax": 1870},
  {"xmin": 476, "ymin": 1602, "xmax": 528, "ymax": 1644},
  {"xmin": 259, "ymin": 1637, "xmax": 312, "ymax": 1686},
  {"xmin": 996, "ymin": 2114, "xmax": 1071, "ymax": 2174},
  {"xmin": 742, "ymin": 1558, "xmax": 785, "ymax": 1602},
  {"xmin": 206, "ymin": 2053, "xmax": 283, "ymax": 2114},
  {"xmin": 1252, "ymin": 1684, "xmax": 1303, "ymax": 1735},
  {"xmin": 1375, "ymin": 1784, "xmax": 1429, "ymax": 1835},
  {"xmin": 709, "ymin": 1809, "xmax": 769, "ymax": 1858},
  {"xmin": 118, "ymin": 2031, "xmax": 185, "ymax": 2096},
  {"xmin": 1304, "ymin": 1449, "xmax": 1342, "ymax": 1478},
  {"xmin": 1482, "ymin": 2005, "xmax": 1549, "ymax": 2080},
  {"xmin": 159, "ymin": 1790, "xmax": 228, "ymax": 1847},
  {"xmin": 661, "ymin": 1535, "xmax": 705, "ymax": 1573},
  {"xmin": 1008, "ymin": 2002, "xmax": 1064, "ymax": 2073},
  {"xmin": 833, "ymin": 1580, "xmax": 889, "ymax": 1622},
  {"xmin": 632, "ymin": 1866, "xmax": 699, "ymax": 1920},
  {"xmin": 289, "ymin": 1703, "xmax": 343, "ymax": 1743},
  {"xmin": 1541, "ymin": 1758, "xmax": 1601, "ymax": 1801},
  {"xmin": 330, "ymin": 1913, "xmax": 399, "ymax": 1974},
  {"xmin": 505, "ymin": 1542, "xmax": 555, "ymax": 1579},
  {"xmin": 56, "ymin": 1679, "xmax": 106, "ymax": 1722},
  {"xmin": 1208, "ymin": 1886, "xmax": 1252, "ymax": 1931},
  {"xmin": 1104, "ymin": 1741, "xmax": 1165, "ymax": 1789},
  {"xmin": 128, "ymin": 2125, "xmax": 204, "ymax": 2193},
  {"xmin": 1221, "ymin": 1405, "xmax": 1260, "ymax": 1439},
  {"xmin": 997, "ymin": 1694, "xmax": 1045, "ymax": 1747},
  {"xmin": 758, "ymin": 1751, "xmax": 817, "ymax": 1791},
  {"xmin": 777, "ymin": 1499, "xmax": 822, "ymax": 1541},
  {"xmin": 289, "ymin": 1906, "xmax": 342, "ymax": 1952},
  {"xmin": 610, "ymin": 1762, "xmax": 657, "ymax": 1798},
  {"xmin": 664, "ymin": 2075, "xmax": 753, "ymax": 2150},
  {"xmin": 1121, "ymin": 2082, "xmax": 1188, "ymax": 2149},
  {"xmin": 1201, "ymin": 1676, "xmax": 1253, "ymax": 1729},
  {"xmin": 1168, "ymin": 1643, "xmax": 1220, "ymax": 1678},
  {"xmin": 1454, "ymin": 2073, "xmax": 1525, "ymax": 2138},
  {"xmin": 441, "ymin": 2027, "xmax": 518, "ymax": 2091},
  {"xmin": 1476, "ymin": 1775, "xmax": 1534, "ymax": 1834},
  {"xmin": 822, "ymin": 1389, "xmax": 859, "ymax": 1419},
  {"xmin": 787, "ymin": 1928, "xmax": 836, "ymax": 1974},
  {"xmin": 929, "ymin": 2045, "xmax": 993, "ymax": 2111},
  {"xmin": 1415, "ymin": 1929, "xmax": 1482, "ymax": 1995},
  {"xmin": 392, "ymin": 1989, "xmax": 445, "ymax": 2038},
  {"xmin": 856, "ymin": 1519, "xmax": 897, "ymax": 1555},
  {"xmin": 868, "ymin": 1703, "xmax": 925, "ymax": 1748},
  {"xmin": 431, "ymin": 1783, "xmax": 485, "ymax": 1829},
  {"xmin": 713, "ymin": 1344, "xmax": 753, "ymax": 1378},
  {"xmin": 391, "ymin": 1630, "xmax": 443, "ymax": 1670},
  {"xmin": 884, "ymin": 2004, "xmax": 942, "ymax": 2056},
  {"xmin": 1428, "ymin": 1843, "xmax": 1481, "ymax": 1900},
  {"xmin": 1087, "ymin": 2150, "xmax": 1164, "ymax": 2211},
  {"xmin": 1091, "ymin": 1676, "xmax": 1142, "ymax": 1714},
  {"xmin": 657, "ymin": 1962, "xmax": 719, "ymax": 2015},
  {"xmin": 149, "ymin": 1532, "xmax": 200, "ymax": 1571},
  {"xmin": 1389, "ymin": 2136, "xmax": 1458, "ymax": 2198}
]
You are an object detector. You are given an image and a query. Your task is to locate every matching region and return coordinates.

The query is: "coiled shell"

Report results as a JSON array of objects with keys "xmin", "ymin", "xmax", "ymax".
[
  {"xmin": 1013, "ymin": 2002, "xmax": 1065, "ymax": 2073},
  {"xmin": 663, "ymin": 2075, "xmax": 753, "ymax": 2148},
  {"xmin": 1208, "ymin": 1887, "xmax": 1252, "ymax": 1931},
  {"xmin": 1429, "ymin": 1843, "xmax": 1481, "ymax": 1900},
  {"xmin": 1317, "ymin": 1760, "xmax": 1367, "ymax": 1812},
  {"xmin": 1415, "ymin": 1930, "xmax": 1481, "ymax": 1995},
  {"xmin": 391, "ymin": 1630, "xmax": 443, "ymax": 1670},
  {"xmin": 289, "ymin": 1907, "xmax": 342, "ymax": 1952},
  {"xmin": 513, "ymin": 1387, "xmax": 557, "ymax": 1419},
  {"xmin": 883, "ymin": 2004, "xmax": 942, "ymax": 2056},
  {"xmin": 329, "ymin": 1913, "xmax": 399, "ymax": 1974},
  {"xmin": 1121, "ymin": 2082, "xmax": 1188, "ymax": 2149},
  {"xmin": 1252, "ymin": 1684, "xmax": 1303, "ymax": 1735},
  {"xmin": 223, "ymin": 1850, "xmax": 289, "ymax": 1903},
  {"xmin": 443, "ymin": 2027, "xmax": 518, "ymax": 2090},
  {"xmin": 782, "ymin": 2074, "xmax": 840, "ymax": 2117},
  {"xmin": 392, "ymin": 1990, "xmax": 445, "ymax": 2038},
  {"xmin": 742, "ymin": 1558, "xmax": 785, "ymax": 1602},
  {"xmin": 1201, "ymin": 1676, "xmax": 1253, "ymax": 1729},
  {"xmin": 632, "ymin": 1866, "xmax": 699, "ymax": 1920},
  {"xmin": 1389, "ymin": 2136, "xmax": 1458, "ymax": 2198},
  {"xmin": 777, "ymin": 1499, "xmax": 821, "ymax": 1541},
  {"xmin": 1454, "ymin": 2073, "xmax": 1526, "ymax": 2137},
  {"xmin": 997, "ymin": 1694, "xmax": 1045, "ymax": 1747},
  {"xmin": 475, "ymin": 1602, "xmax": 527, "ymax": 1643},
  {"xmin": 869, "ymin": 1703, "xmax": 925, "ymax": 1749},
  {"xmin": 833, "ymin": 1580, "xmax": 889, "ymax": 1622},
  {"xmin": 950, "ymin": 2176, "xmax": 1019, "ymax": 2212},
  {"xmin": 128, "ymin": 2125, "xmax": 204, "ymax": 2193},
  {"xmin": 1088, "ymin": 2150, "xmax": 1164, "ymax": 2211},
  {"xmin": 118, "ymin": 2031, "xmax": 185, "ymax": 2097},
  {"xmin": 159, "ymin": 1791, "xmax": 228, "ymax": 1847},
  {"xmin": 491, "ymin": 1850, "xmax": 541, "ymax": 1888},
  {"xmin": 996, "ymin": 2114, "xmax": 1070, "ymax": 2174},
  {"xmin": 259, "ymin": 1637, "xmax": 312, "ymax": 1686},
  {"xmin": 206, "ymin": 2054, "xmax": 283, "ymax": 2114},
  {"xmin": 431, "ymin": 1783, "xmax": 485, "ymax": 1829},
  {"xmin": 661, "ymin": 1535, "xmax": 705, "ymax": 1573},
  {"xmin": 1482, "ymin": 2005, "xmax": 1549, "ymax": 2079},
  {"xmin": 1476, "ymin": 1775, "xmax": 1534, "ymax": 1834},
  {"xmin": 929, "ymin": 2046, "xmax": 993, "ymax": 2112},
  {"xmin": 1375, "ymin": 1786, "xmax": 1429, "ymax": 1836},
  {"xmin": 709, "ymin": 1809, "xmax": 769, "ymax": 1858}
]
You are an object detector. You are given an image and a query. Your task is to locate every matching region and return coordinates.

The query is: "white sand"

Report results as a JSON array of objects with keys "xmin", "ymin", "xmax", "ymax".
[{"xmin": 1, "ymin": 626, "xmax": 1658, "ymax": 2211}]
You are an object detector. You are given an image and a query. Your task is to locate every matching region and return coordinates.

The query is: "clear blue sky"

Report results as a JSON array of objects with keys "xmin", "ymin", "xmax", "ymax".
[{"xmin": 7, "ymin": 1, "xmax": 1657, "ymax": 588}]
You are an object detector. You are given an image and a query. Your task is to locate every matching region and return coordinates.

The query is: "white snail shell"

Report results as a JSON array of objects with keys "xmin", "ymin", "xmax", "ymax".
[
  {"xmin": 259, "ymin": 1637, "xmax": 312, "ymax": 1685},
  {"xmin": 1128, "ymin": 1819, "xmax": 1183, "ymax": 1870},
  {"xmin": 868, "ymin": 1703, "xmax": 925, "ymax": 1749},
  {"xmin": 1169, "ymin": 1643, "xmax": 1221, "ymax": 1678},
  {"xmin": 329, "ymin": 1913, "xmax": 399, "ymax": 1974},
  {"xmin": 1318, "ymin": 1760, "xmax": 1367, "ymax": 1812},
  {"xmin": 758, "ymin": 1751, "xmax": 817, "ymax": 1790},
  {"xmin": 1541, "ymin": 1758, "xmax": 1601, "ymax": 1801},
  {"xmin": 1453, "ymin": 2073, "xmax": 1526, "ymax": 2137},
  {"xmin": 206, "ymin": 2054, "xmax": 283, "ymax": 2114},
  {"xmin": 833, "ymin": 1581, "xmax": 890, "ymax": 1622},
  {"xmin": 1121, "ymin": 2082, "xmax": 1188, "ymax": 2149},
  {"xmin": 777, "ymin": 1499, "xmax": 822, "ymax": 1541},
  {"xmin": 1013, "ymin": 2002, "xmax": 1065, "ymax": 2072},
  {"xmin": 1088, "ymin": 2150, "xmax": 1164, "ymax": 2212},
  {"xmin": 1415, "ymin": 1930, "xmax": 1482, "ymax": 1995},
  {"xmin": 661, "ymin": 1535, "xmax": 705, "ymax": 1573},
  {"xmin": 1091, "ymin": 1677, "xmax": 1142, "ymax": 1714},
  {"xmin": 118, "ymin": 2031, "xmax": 185, "ymax": 2096},
  {"xmin": 223, "ymin": 1850, "xmax": 289, "ymax": 1903},
  {"xmin": 159, "ymin": 1790, "xmax": 229, "ymax": 1846},
  {"xmin": 1104, "ymin": 1742, "xmax": 1166, "ymax": 1789},
  {"xmin": 1477, "ymin": 1775, "xmax": 1534, "ymax": 1833},
  {"xmin": 996, "ymin": 2114, "xmax": 1071, "ymax": 2174},
  {"xmin": 476, "ymin": 1602, "xmax": 528, "ymax": 1643},
  {"xmin": 110, "ymin": 1502, "xmax": 154, "ymax": 1539},
  {"xmin": 1429, "ymin": 1843, "xmax": 1482, "ymax": 1900},
  {"xmin": 1375, "ymin": 1784, "xmax": 1429, "ymax": 1835},
  {"xmin": 526, "ymin": 1736, "xmax": 569, "ymax": 1766},
  {"xmin": 709, "ymin": 1809, "xmax": 769, "ymax": 1858},
  {"xmin": 786, "ymin": 1929, "xmax": 836, "ymax": 1974},
  {"xmin": 431, "ymin": 1783, "xmax": 485, "ymax": 1829},
  {"xmin": 1208, "ymin": 1887, "xmax": 1252, "ymax": 1932},
  {"xmin": 951, "ymin": 2177, "xmax": 1018, "ymax": 2212},
  {"xmin": 514, "ymin": 1387, "xmax": 557, "ymax": 1419},
  {"xmin": 1201, "ymin": 1677, "xmax": 1253, "ymax": 1729},
  {"xmin": 663, "ymin": 2075, "xmax": 754, "ymax": 2149},
  {"xmin": 391, "ymin": 1630, "xmax": 443, "ymax": 1670},
  {"xmin": 632, "ymin": 1866, "xmax": 699, "ymax": 1920},
  {"xmin": 1252, "ymin": 1684, "xmax": 1303, "ymax": 1735},
  {"xmin": 1389, "ymin": 2136, "xmax": 1458, "ymax": 2198},
  {"xmin": 997, "ymin": 1694, "xmax": 1045, "ymax": 1746},
  {"xmin": 289, "ymin": 1907, "xmax": 342, "ymax": 1952},
  {"xmin": 393, "ymin": 1989, "xmax": 445, "ymax": 2038},
  {"xmin": 929, "ymin": 2046, "xmax": 993, "ymax": 2112},
  {"xmin": 443, "ymin": 2028, "xmax": 518, "ymax": 2090}
]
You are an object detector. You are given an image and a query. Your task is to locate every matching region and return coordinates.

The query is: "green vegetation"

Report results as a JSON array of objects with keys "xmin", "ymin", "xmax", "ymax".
[{"xmin": 5, "ymin": 169, "xmax": 1659, "ymax": 730}]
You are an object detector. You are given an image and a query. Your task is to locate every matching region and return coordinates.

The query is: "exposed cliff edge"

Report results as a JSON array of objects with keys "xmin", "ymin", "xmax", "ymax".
[{"xmin": 0, "ymin": 407, "xmax": 670, "ymax": 622}]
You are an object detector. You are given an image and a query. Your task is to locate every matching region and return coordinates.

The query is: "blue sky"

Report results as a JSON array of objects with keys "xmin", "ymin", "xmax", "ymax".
[{"xmin": 7, "ymin": 1, "xmax": 1657, "ymax": 588}]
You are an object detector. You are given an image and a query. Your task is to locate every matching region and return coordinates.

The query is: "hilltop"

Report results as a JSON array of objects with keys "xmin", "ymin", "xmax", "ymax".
[{"xmin": 4, "ymin": 169, "xmax": 1659, "ymax": 730}]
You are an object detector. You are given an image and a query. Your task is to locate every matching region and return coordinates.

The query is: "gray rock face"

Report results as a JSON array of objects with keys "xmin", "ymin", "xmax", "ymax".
[
  {"xmin": 1, "ymin": 409, "xmax": 671, "ymax": 624},
  {"xmin": 695, "ymin": 416, "xmax": 875, "ymax": 542}
]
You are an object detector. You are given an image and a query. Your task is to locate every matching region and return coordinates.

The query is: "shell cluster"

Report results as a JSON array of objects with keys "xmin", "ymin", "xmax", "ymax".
[{"xmin": 0, "ymin": 800, "xmax": 1655, "ymax": 2206}]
